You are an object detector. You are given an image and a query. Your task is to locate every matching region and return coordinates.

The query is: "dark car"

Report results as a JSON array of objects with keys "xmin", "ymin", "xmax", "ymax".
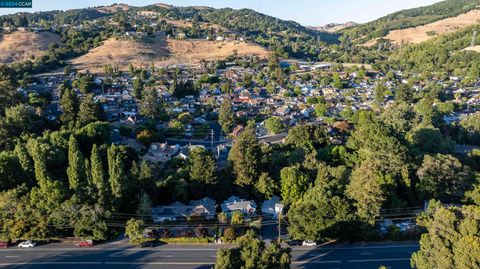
[
  {"xmin": 140, "ymin": 241, "xmax": 158, "ymax": 248},
  {"xmin": 287, "ymin": 240, "xmax": 302, "ymax": 246}
]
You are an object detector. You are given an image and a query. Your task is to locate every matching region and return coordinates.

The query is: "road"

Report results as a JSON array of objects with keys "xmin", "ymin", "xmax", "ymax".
[{"xmin": 0, "ymin": 242, "xmax": 418, "ymax": 269}]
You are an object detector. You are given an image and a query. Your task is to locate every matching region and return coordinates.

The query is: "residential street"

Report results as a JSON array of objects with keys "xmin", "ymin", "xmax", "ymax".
[{"xmin": 0, "ymin": 242, "xmax": 419, "ymax": 269}]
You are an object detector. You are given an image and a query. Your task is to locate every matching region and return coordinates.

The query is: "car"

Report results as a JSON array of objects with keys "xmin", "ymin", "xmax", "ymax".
[
  {"xmin": 76, "ymin": 240, "xmax": 93, "ymax": 247},
  {"xmin": 302, "ymin": 240, "xmax": 317, "ymax": 247},
  {"xmin": 18, "ymin": 240, "xmax": 36, "ymax": 248},
  {"xmin": 287, "ymin": 240, "xmax": 302, "ymax": 246},
  {"xmin": 0, "ymin": 242, "xmax": 8, "ymax": 248},
  {"xmin": 140, "ymin": 241, "xmax": 158, "ymax": 248}
]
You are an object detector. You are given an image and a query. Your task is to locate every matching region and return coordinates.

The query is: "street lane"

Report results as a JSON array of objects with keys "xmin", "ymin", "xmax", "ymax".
[{"xmin": 0, "ymin": 242, "xmax": 419, "ymax": 269}]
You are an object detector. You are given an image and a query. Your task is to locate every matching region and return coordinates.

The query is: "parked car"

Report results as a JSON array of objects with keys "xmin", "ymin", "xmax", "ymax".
[
  {"xmin": 76, "ymin": 240, "xmax": 93, "ymax": 247},
  {"xmin": 18, "ymin": 240, "xmax": 36, "ymax": 248},
  {"xmin": 302, "ymin": 240, "xmax": 317, "ymax": 247},
  {"xmin": 0, "ymin": 242, "xmax": 8, "ymax": 248},
  {"xmin": 287, "ymin": 240, "xmax": 302, "ymax": 246}
]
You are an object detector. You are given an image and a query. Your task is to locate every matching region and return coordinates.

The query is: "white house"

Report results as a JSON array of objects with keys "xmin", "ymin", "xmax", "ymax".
[
  {"xmin": 261, "ymin": 195, "xmax": 284, "ymax": 219},
  {"xmin": 221, "ymin": 196, "xmax": 257, "ymax": 215}
]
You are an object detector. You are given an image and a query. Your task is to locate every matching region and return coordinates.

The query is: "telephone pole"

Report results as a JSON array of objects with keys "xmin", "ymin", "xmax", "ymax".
[
  {"xmin": 210, "ymin": 129, "xmax": 215, "ymax": 151},
  {"xmin": 277, "ymin": 212, "xmax": 283, "ymax": 242},
  {"xmin": 472, "ymin": 31, "xmax": 477, "ymax": 47}
]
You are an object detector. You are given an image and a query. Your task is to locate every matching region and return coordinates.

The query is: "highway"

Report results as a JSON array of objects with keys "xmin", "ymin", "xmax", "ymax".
[{"xmin": 0, "ymin": 242, "xmax": 418, "ymax": 269}]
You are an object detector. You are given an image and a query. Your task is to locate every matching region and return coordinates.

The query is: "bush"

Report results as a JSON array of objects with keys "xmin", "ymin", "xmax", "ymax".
[
  {"xmin": 223, "ymin": 227, "xmax": 236, "ymax": 241},
  {"xmin": 160, "ymin": 237, "xmax": 213, "ymax": 244}
]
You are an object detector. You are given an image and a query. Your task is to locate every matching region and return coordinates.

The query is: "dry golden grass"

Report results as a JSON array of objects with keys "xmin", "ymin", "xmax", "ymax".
[
  {"xmin": 72, "ymin": 36, "xmax": 268, "ymax": 73},
  {"xmin": 463, "ymin": 45, "xmax": 480, "ymax": 52},
  {"xmin": 0, "ymin": 31, "xmax": 62, "ymax": 63},
  {"xmin": 365, "ymin": 9, "xmax": 480, "ymax": 46},
  {"xmin": 97, "ymin": 4, "xmax": 132, "ymax": 14}
]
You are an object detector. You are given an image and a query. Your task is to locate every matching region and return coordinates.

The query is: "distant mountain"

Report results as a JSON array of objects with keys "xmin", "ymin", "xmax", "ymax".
[
  {"xmin": 308, "ymin": 22, "xmax": 358, "ymax": 33},
  {"xmin": 342, "ymin": 0, "xmax": 480, "ymax": 43}
]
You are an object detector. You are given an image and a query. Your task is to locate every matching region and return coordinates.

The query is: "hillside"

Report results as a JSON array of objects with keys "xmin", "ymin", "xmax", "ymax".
[
  {"xmin": 309, "ymin": 22, "xmax": 358, "ymax": 33},
  {"xmin": 365, "ymin": 9, "xmax": 480, "ymax": 46},
  {"xmin": 343, "ymin": 0, "xmax": 480, "ymax": 43},
  {"xmin": 71, "ymin": 36, "xmax": 268, "ymax": 72},
  {"xmin": 0, "ymin": 31, "xmax": 62, "ymax": 63},
  {"xmin": 96, "ymin": 4, "xmax": 133, "ymax": 14}
]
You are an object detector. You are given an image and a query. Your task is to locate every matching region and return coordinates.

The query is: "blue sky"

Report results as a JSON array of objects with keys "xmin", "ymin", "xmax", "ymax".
[{"xmin": 0, "ymin": 0, "xmax": 442, "ymax": 25}]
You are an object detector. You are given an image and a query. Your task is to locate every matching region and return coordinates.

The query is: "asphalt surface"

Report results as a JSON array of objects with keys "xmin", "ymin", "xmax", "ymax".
[{"xmin": 0, "ymin": 242, "xmax": 419, "ymax": 269}]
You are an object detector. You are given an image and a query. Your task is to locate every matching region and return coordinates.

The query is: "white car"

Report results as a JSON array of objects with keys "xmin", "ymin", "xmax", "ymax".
[
  {"xmin": 18, "ymin": 240, "xmax": 36, "ymax": 248},
  {"xmin": 302, "ymin": 240, "xmax": 317, "ymax": 247}
]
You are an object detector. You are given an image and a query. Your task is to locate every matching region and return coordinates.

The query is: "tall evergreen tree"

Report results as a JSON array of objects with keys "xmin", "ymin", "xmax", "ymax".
[
  {"xmin": 60, "ymin": 88, "xmax": 79, "ymax": 130},
  {"xmin": 77, "ymin": 94, "xmax": 100, "ymax": 128},
  {"xmin": 107, "ymin": 145, "xmax": 127, "ymax": 203},
  {"xmin": 67, "ymin": 135, "xmax": 87, "ymax": 194},
  {"xmin": 228, "ymin": 121, "xmax": 261, "ymax": 186},
  {"xmin": 219, "ymin": 98, "xmax": 235, "ymax": 133},
  {"xmin": 90, "ymin": 145, "xmax": 108, "ymax": 206}
]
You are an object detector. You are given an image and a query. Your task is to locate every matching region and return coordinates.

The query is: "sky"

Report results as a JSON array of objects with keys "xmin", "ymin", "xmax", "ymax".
[{"xmin": 0, "ymin": 0, "xmax": 442, "ymax": 25}]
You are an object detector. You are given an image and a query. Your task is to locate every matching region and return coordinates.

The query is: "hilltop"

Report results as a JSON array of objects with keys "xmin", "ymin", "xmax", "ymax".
[
  {"xmin": 0, "ymin": 31, "xmax": 62, "ymax": 63},
  {"xmin": 72, "ymin": 36, "xmax": 268, "ymax": 72}
]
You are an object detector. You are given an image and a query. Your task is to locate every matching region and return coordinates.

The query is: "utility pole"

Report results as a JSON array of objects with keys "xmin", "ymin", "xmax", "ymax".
[
  {"xmin": 277, "ymin": 212, "xmax": 283, "ymax": 242},
  {"xmin": 472, "ymin": 31, "xmax": 477, "ymax": 47},
  {"xmin": 210, "ymin": 129, "xmax": 215, "ymax": 151}
]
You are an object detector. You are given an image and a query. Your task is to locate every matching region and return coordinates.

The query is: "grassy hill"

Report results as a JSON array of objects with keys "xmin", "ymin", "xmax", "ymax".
[
  {"xmin": 0, "ymin": 31, "xmax": 62, "ymax": 63},
  {"xmin": 343, "ymin": 0, "xmax": 480, "ymax": 43},
  {"xmin": 71, "ymin": 36, "xmax": 269, "ymax": 73}
]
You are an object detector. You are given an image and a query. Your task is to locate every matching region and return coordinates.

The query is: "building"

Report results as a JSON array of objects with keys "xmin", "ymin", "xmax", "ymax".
[
  {"xmin": 261, "ymin": 195, "xmax": 284, "ymax": 219},
  {"xmin": 151, "ymin": 197, "xmax": 217, "ymax": 223},
  {"xmin": 141, "ymin": 143, "xmax": 180, "ymax": 162},
  {"xmin": 221, "ymin": 196, "xmax": 257, "ymax": 215}
]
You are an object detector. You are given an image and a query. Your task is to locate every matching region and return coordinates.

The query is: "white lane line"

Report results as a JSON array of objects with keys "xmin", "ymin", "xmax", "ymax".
[
  {"xmin": 105, "ymin": 262, "xmax": 214, "ymax": 265},
  {"xmin": 210, "ymin": 255, "xmax": 217, "ymax": 258},
  {"xmin": 58, "ymin": 254, "xmax": 72, "ymax": 257},
  {"xmin": 308, "ymin": 253, "xmax": 328, "ymax": 257},
  {"xmin": 292, "ymin": 244, "xmax": 419, "ymax": 251},
  {"xmin": 360, "ymin": 252, "xmax": 373, "ymax": 255},
  {"xmin": 348, "ymin": 258, "xmax": 410, "ymax": 263},
  {"xmin": 292, "ymin": 260, "xmax": 342, "ymax": 264},
  {"xmin": 5, "ymin": 256, "xmax": 19, "ymax": 258},
  {"xmin": 0, "ymin": 262, "xmax": 102, "ymax": 265}
]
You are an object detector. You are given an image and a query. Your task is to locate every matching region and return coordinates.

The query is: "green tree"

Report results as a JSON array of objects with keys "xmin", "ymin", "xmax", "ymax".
[
  {"xmin": 284, "ymin": 124, "xmax": 325, "ymax": 151},
  {"xmin": 188, "ymin": 148, "xmax": 217, "ymax": 185},
  {"xmin": 288, "ymin": 186, "xmax": 350, "ymax": 241},
  {"xmin": 60, "ymin": 88, "xmax": 79, "ymax": 130},
  {"xmin": 139, "ymin": 90, "xmax": 163, "ymax": 120},
  {"xmin": 346, "ymin": 163, "xmax": 386, "ymax": 223},
  {"xmin": 125, "ymin": 218, "xmax": 145, "ymax": 244},
  {"xmin": 417, "ymin": 154, "xmax": 471, "ymax": 201},
  {"xmin": 264, "ymin": 117, "xmax": 285, "ymax": 134},
  {"xmin": 219, "ymin": 98, "xmax": 235, "ymax": 133},
  {"xmin": 411, "ymin": 205, "xmax": 480, "ymax": 269},
  {"xmin": 280, "ymin": 166, "xmax": 310, "ymax": 205},
  {"xmin": 77, "ymin": 94, "xmax": 100, "ymax": 128},
  {"xmin": 133, "ymin": 78, "xmax": 144, "ymax": 100},
  {"xmin": 67, "ymin": 135, "xmax": 87, "ymax": 194},
  {"xmin": 228, "ymin": 121, "xmax": 261, "ymax": 186},
  {"xmin": 255, "ymin": 172, "xmax": 277, "ymax": 199},
  {"xmin": 314, "ymin": 103, "xmax": 328, "ymax": 118},
  {"xmin": 214, "ymin": 230, "xmax": 291, "ymax": 269},
  {"xmin": 90, "ymin": 145, "xmax": 108, "ymax": 206},
  {"xmin": 230, "ymin": 211, "xmax": 244, "ymax": 225},
  {"xmin": 107, "ymin": 145, "xmax": 128, "ymax": 203}
]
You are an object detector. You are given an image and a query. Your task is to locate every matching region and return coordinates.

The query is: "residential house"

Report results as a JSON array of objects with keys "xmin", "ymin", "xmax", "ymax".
[
  {"xmin": 142, "ymin": 143, "xmax": 180, "ymax": 163},
  {"xmin": 261, "ymin": 195, "xmax": 284, "ymax": 219},
  {"xmin": 221, "ymin": 196, "xmax": 257, "ymax": 215},
  {"xmin": 151, "ymin": 197, "xmax": 217, "ymax": 223}
]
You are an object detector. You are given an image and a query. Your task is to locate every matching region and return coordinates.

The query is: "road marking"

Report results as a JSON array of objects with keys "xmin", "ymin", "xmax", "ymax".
[
  {"xmin": 5, "ymin": 256, "xmax": 19, "ymax": 258},
  {"xmin": 210, "ymin": 255, "xmax": 217, "ymax": 258},
  {"xmin": 348, "ymin": 258, "xmax": 410, "ymax": 263},
  {"xmin": 58, "ymin": 254, "xmax": 71, "ymax": 257},
  {"xmin": 0, "ymin": 262, "xmax": 102, "ymax": 265},
  {"xmin": 308, "ymin": 253, "xmax": 327, "ymax": 257},
  {"xmin": 105, "ymin": 262, "xmax": 215, "ymax": 265},
  {"xmin": 292, "ymin": 244, "xmax": 419, "ymax": 251},
  {"xmin": 292, "ymin": 260, "xmax": 342, "ymax": 264},
  {"xmin": 360, "ymin": 252, "xmax": 373, "ymax": 255}
]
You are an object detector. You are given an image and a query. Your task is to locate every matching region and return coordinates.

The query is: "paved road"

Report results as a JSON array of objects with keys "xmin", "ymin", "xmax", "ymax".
[{"xmin": 0, "ymin": 242, "xmax": 418, "ymax": 269}]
